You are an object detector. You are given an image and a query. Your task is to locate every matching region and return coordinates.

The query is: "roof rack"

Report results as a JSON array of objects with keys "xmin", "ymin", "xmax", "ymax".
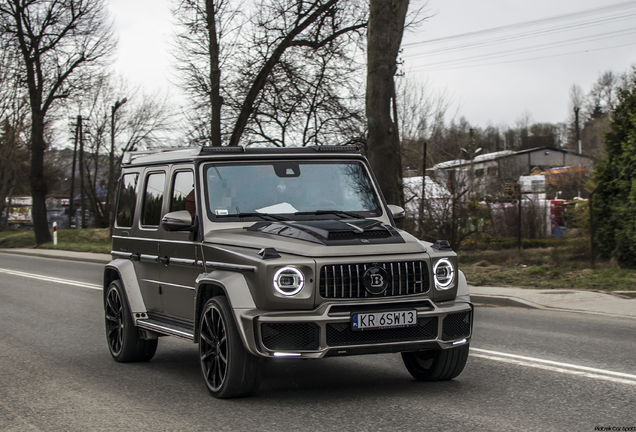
[
  {"xmin": 122, "ymin": 145, "xmax": 362, "ymax": 165},
  {"xmin": 122, "ymin": 147, "xmax": 199, "ymax": 165},
  {"xmin": 198, "ymin": 145, "xmax": 360, "ymax": 155}
]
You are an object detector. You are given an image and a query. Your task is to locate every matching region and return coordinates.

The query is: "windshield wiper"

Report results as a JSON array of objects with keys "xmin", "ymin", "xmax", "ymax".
[
  {"xmin": 294, "ymin": 210, "xmax": 365, "ymax": 219},
  {"xmin": 216, "ymin": 212, "xmax": 288, "ymax": 221}
]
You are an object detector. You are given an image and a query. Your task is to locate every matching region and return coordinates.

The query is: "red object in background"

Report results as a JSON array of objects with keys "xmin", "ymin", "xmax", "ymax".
[{"xmin": 550, "ymin": 199, "xmax": 566, "ymax": 236}]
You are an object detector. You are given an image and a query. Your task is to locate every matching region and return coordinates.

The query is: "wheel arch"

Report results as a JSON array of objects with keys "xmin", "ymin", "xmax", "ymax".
[
  {"xmin": 194, "ymin": 271, "xmax": 257, "ymax": 352},
  {"xmin": 456, "ymin": 270, "xmax": 470, "ymax": 302},
  {"xmin": 103, "ymin": 259, "xmax": 148, "ymax": 318}
]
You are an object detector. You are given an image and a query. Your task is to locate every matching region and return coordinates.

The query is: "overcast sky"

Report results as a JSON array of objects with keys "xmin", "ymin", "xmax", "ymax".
[{"xmin": 107, "ymin": 0, "xmax": 636, "ymax": 129}]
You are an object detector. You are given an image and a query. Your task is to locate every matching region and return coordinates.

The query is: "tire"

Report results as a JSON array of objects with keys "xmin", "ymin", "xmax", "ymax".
[
  {"xmin": 199, "ymin": 296, "xmax": 260, "ymax": 398},
  {"xmin": 401, "ymin": 344, "xmax": 470, "ymax": 381},
  {"xmin": 105, "ymin": 280, "xmax": 157, "ymax": 362}
]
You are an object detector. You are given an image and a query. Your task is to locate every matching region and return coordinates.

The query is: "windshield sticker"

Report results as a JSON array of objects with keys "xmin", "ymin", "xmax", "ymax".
[{"xmin": 256, "ymin": 202, "xmax": 299, "ymax": 214}]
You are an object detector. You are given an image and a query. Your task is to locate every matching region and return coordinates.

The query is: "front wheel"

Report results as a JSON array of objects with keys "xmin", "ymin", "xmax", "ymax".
[
  {"xmin": 105, "ymin": 280, "xmax": 157, "ymax": 362},
  {"xmin": 199, "ymin": 296, "xmax": 260, "ymax": 398},
  {"xmin": 401, "ymin": 344, "xmax": 469, "ymax": 381}
]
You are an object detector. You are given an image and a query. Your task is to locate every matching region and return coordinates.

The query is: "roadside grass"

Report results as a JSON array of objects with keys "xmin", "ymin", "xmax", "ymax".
[
  {"xmin": 0, "ymin": 228, "xmax": 111, "ymax": 254},
  {"xmin": 458, "ymin": 237, "xmax": 636, "ymax": 291}
]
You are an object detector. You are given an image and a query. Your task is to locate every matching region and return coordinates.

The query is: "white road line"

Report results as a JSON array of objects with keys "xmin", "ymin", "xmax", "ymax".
[
  {"xmin": 0, "ymin": 268, "xmax": 102, "ymax": 291},
  {"xmin": 471, "ymin": 348, "xmax": 636, "ymax": 386}
]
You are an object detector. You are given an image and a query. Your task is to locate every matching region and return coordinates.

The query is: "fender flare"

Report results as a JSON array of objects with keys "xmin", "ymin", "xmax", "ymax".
[
  {"xmin": 104, "ymin": 259, "xmax": 148, "ymax": 319},
  {"xmin": 194, "ymin": 270, "xmax": 257, "ymax": 352},
  {"xmin": 456, "ymin": 269, "xmax": 471, "ymax": 303}
]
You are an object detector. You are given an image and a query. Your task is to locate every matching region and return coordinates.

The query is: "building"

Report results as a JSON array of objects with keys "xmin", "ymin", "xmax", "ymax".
[{"xmin": 428, "ymin": 147, "xmax": 594, "ymax": 198}]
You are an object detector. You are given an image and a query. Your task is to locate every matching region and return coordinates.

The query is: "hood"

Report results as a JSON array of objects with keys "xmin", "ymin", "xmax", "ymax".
[
  {"xmin": 246, "ymin": 219, "xmax": 405, "ymax": 246},
  {"xmin": 203, "ymin": 219, "xmax": 427, "ymax": 258}
]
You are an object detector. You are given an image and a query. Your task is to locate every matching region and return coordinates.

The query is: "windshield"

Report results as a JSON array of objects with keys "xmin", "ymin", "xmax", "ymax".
[{"xmin": 203, "ymin": 161, "xmax": 381, "ymax": 220}]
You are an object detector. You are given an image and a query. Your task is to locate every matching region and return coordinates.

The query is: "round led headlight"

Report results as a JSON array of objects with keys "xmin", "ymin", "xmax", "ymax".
[
  {"xmin": 273, "ymin": 267, "xmax": 305, "ymax": 296},
  {"xmin": 433, "ymin": 258, "xmax": 455, "ymax": 290}
]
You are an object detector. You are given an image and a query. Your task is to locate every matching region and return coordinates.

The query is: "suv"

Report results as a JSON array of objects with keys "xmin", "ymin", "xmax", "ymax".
[{"xmin": 103, "ymin": 146, "xmax": 472, "ymax": 398}]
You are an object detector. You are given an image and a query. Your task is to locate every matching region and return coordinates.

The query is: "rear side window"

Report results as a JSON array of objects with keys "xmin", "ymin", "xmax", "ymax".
[
  {"xmin": 115, "ymin": 173, "xmax": 139, "ymax": 228},
  {"xmin": 142, "ymin": 172, "xmax": 166, "ymax": 226},
  {"xmin": 170, "ymin": 171, "xmax": 195, "ymax": 218}
]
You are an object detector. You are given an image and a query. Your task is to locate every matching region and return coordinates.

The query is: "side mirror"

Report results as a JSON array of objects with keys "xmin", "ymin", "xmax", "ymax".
[
  {"xmin": 387, "ymin": 204, "xmax": 405, "ymax": 222},
  {"xmin": 161, "ymin": 210, "xmax": 193, "ymax": 231}
]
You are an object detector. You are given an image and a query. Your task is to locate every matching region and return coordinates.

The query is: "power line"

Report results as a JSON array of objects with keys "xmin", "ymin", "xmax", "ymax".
[
  {"xmin": 403, "ymin": 12, "xmax": 636, "ymax": 59},
  {"xmin": 411, "ymin": 41, "xmax": 636, "ymax": 72},
  {"xmin": 409, "ymin": 27, "xmax": 636, "ymax": 70},
  {"xmin": 403, "ymin": 0, "xmax": 636, "ymax": 48}
]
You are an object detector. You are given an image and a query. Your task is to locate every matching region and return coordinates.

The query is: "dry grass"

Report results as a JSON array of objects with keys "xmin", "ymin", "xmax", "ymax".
[
  {"xmin": 0, "ymin": 228, "xmax": 111, "ymax": 254},
  {"xmin": 459, "ymin": 242, "xmax": 636, "ymax": 291}
]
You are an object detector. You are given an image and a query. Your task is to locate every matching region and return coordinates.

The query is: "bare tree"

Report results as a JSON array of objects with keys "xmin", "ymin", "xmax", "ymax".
[
  {"xmin": 567, "ymin": 83, "xmax": 584, "ymax": 151},
  {"xmin": 240, "ymin": 2, "xmax": 367, "ymax": 147},
  {"xmin": 173, "ymin": 0, "xmax": 367, "ymax": 147},
  {"xmin": 173, "ymin": 0, "xmax": 244, "ymax": 146},
  {"xmin": 366, "ymin": 0, "xmax": 409, "ymax": 207},
  {"xmin": 0, "ymin": 0, "xmax": 116, "ymax": 243},
  {"xmin": 65, "ymin": 75, "xmax": 175, "ymax": 227}
]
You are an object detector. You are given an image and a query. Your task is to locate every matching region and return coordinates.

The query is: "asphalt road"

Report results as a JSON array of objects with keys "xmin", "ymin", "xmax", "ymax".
[{"xmin": 1, "ymin": 253, "xmax": 634, "ymax": 431}]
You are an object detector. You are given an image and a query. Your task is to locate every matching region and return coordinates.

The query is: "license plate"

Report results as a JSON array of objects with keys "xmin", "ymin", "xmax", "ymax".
[{"xmin": 351, "ymin": 310, "xmax": 417, "ymax": 331}]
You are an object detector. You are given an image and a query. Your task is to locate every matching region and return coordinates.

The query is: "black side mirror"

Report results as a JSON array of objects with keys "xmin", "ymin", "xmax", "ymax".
[{"xmin": 161, "ymin": 210, "xmax": 193, "ymax": 231}]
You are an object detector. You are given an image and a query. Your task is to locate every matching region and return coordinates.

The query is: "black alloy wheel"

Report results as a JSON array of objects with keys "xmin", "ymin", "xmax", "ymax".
[
  {"xmin": 199, "ymin": 296, "xmax": 260, "ymax": 398},
  {"xmin": 104, "ymin": 280, "xmax": 157, "ymax": 362},
  {"xmin": 402, "ymin": 343, "xmax": 470, "ymax": 381},
  {"xmin": 105, "ymin": 283, "xmax": 125, "ymax": 356},
  {"xmin": 199, "ymin": 302, "xmax": 228, "ymax": 391}
]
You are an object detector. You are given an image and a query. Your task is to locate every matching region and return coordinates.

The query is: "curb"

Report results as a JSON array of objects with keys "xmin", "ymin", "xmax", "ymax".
[
  {"xmin": 0, "ymin": 249, "xmax": 111, "ymax": 265},
  {"xmin": 470, "ymin": 294, "xmax": 542, "ymax": 309},
  {"xmin": 471, "ymin": 293, "xmax": 636, "ymax": 320}
]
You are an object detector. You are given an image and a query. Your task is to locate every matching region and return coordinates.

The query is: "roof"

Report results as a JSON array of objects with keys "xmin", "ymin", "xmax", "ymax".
[
  {"xmin": 122, "ymin": 145, "xmax": 362, "ymax": 166},
  {"xmin": 432, "ymin": 147, "xmax": 593, "ymax": 170},
  {"xmin": 473, "ymin": 150, "xmax": 514, "ymax": 162}
]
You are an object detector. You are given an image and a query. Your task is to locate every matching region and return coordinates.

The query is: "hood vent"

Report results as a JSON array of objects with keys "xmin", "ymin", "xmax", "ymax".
[{"xmin": 247, "ymin": 219, "xmax": 404, "ymax": 246}]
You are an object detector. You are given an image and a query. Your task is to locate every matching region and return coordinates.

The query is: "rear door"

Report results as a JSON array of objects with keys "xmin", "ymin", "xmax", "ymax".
[{"xmin": 134, "ymin": 168, "xmax": 168, "ymax": 313}]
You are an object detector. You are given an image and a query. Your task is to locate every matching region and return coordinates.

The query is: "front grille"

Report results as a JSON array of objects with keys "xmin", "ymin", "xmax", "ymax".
[
  {"xmin": 319, "ymin": 261, "xmax": 429, "ymax": 299},
  {"xmin": 326, "ymin": 317, "xmax": 438, "ymax": 347},
  {"xmin": 261, "ymin": 323, "xmax": 320, "ymax": 351},
  {"xmin": 441, "ymin": 311, "xmax": 472, "ymax": 341}
]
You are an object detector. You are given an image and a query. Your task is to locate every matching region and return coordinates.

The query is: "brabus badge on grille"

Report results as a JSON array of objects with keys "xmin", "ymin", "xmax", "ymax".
[
  {"xmin": 362, "ymin": 266, "xmax": 389, "ymax": 295},
  {"xmin": 360, "ymin": 238, "xmax": 370, "ymax": 243}
]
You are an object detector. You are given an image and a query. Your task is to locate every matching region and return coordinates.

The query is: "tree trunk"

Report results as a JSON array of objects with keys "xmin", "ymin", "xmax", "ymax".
[
  {"xmin": 366, "ymin": 0, "xmax": 408, "ymax": 207},
  {"xmin": 206, "ymin": 0, "xmax": 222, "ymax": 147},
  {"xmin": 30, "ymin": 111, "xmax": 51, "ymax": 244}
]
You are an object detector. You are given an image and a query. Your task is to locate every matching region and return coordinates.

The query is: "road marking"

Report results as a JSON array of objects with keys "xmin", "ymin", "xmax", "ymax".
[
  {"xmin": 471, "ymin": 348, "xmax": 636, "ymax": 386},
  {"xmin": 0, "ymin": 268, "xmax": 102, "ymax": 291}
]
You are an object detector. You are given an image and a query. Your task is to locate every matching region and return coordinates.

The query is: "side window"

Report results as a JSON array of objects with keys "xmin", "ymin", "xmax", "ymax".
[
  {"xmin": 142, "ymin": 172, "xmax": 166, "ymax": 227},
  {"xmin": 170, "ymin": 171, "xmax": 195, "ymax": 218},
  {"xmin": 115, "ymin": 173, "xmax": 139, "ymax": 228}
]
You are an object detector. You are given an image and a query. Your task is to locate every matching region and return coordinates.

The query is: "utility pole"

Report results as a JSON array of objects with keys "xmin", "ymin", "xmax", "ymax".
[
  {"xmin": 109, "ymin": 98, "xmax": 127, "ymax": 232},
  {"xmin": 79, "ymin": 116, "xmax": 85, "ymax": 229},
  {"xmin": 68, "ymin": 116, "xmax": 80, "ymax": 229},
  {"xmin": 418, "ymin": 141, "xmax": 427, "ymax": 237}
]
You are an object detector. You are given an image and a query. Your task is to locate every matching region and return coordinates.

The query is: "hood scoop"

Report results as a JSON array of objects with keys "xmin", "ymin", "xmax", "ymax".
[{"xmin": 246, "ymin": 219, "xmax": 405, "ymax": 246}]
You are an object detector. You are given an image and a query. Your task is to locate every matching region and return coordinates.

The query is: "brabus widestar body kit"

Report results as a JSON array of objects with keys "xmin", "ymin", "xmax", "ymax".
[{"xmin": 103, "ymin": 146, "xmax": 473, "ymax": 398}]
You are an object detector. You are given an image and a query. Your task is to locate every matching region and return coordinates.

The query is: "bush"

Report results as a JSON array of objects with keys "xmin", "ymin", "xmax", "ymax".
[{"xmin": 593, "ymin": 70, "xmax": 636, "ymax": 268}]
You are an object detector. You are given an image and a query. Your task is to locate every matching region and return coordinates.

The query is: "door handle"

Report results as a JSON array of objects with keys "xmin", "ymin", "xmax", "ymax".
[{"xmin": 159, "ymin": 256, "xmax": 170, "ymax": 265}]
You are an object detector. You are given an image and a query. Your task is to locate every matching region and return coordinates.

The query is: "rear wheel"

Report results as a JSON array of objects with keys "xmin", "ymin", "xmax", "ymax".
[
  {"xmin": 105, "ymin": 280, "xmax": 157, "ymax": 362},
  {"xmin": 401, "ymin": 344, "xmax": 469, "ymax": 381},
  {"xmin": 199, "ymin": 296, "xmax": 260, "ymax": 398}
]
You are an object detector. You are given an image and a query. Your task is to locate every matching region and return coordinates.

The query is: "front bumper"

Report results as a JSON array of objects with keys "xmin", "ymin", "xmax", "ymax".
[{"xmin": 235, "ymin": 297, "xmax": 473, "ymax": 358}]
